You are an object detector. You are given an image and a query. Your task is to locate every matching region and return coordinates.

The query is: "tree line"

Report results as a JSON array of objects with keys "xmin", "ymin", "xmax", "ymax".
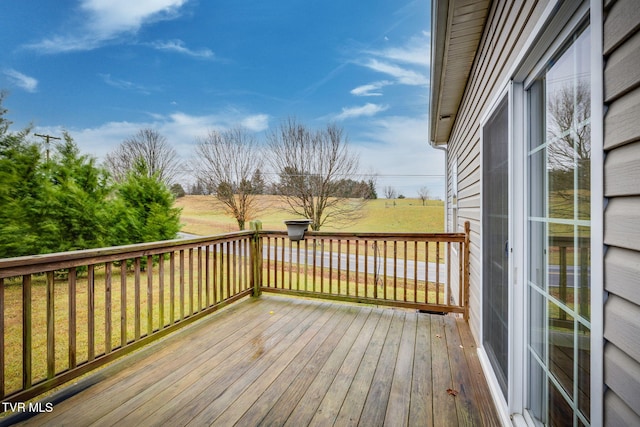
[
  {"xmin": 0, "ymin": 93, "xmax": 180, "ymax": 258},
  {"xmin": 106, "ymin": 117, "xmax": 378, "ymax": 232},
  {"xmin": 2, "ymin": 90, "xmax": 436, "ymax": 257}
]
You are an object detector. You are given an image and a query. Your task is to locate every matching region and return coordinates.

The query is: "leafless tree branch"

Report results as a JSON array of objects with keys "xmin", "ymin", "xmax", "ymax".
[
  {"xmin": 194, "ymin": 127, "xmax": 265, "ymax": 230},
  {"xmin": 267, "ymin": 118, "xmax": 365, "ymax": 230},
  {"xmin": 105, "ymin": 129, "xmax": 181, "ymax": 186}
]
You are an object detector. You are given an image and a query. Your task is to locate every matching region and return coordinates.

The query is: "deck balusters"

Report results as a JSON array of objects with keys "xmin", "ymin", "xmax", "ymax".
[
  {"xmin": 105, "ymin": 263, "xmax": 112, "ymax": 354},
  {"xmin": 0, "ymin": 227, "xmax": 468, "ymax": 403}
]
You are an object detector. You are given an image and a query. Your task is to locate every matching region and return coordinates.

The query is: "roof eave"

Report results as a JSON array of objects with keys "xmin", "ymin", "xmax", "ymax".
[{"xmin": 429, "ymin": 0, "xmax": 491, "ymax": 148}]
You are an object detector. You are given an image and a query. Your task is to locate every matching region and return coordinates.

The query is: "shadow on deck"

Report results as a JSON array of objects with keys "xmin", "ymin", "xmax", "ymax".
[{"xmin": 12, "ymin": 295, "xmax": 500, "ymax": 426}]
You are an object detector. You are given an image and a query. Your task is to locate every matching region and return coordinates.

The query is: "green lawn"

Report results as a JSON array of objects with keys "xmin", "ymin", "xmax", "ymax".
[{"xmin": 175, "ymin": 195, "xmax": 445, "ymax": 235}]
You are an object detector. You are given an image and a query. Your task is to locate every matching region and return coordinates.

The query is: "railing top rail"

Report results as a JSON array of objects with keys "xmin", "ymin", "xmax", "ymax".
[
  {"xmin": 260, "ymin": 230, "xmax": 467, "ymax": 242},
  {"xmin": 548, "ymin": 235, "xmax": 590, "ymax": 246},
  {"xmin": 0, "ymin": 227, "xmax": 469, "ymax": 278},
  {"xmin": 0, "ymin": 230, "xmax": 254, "ymax": 277}
]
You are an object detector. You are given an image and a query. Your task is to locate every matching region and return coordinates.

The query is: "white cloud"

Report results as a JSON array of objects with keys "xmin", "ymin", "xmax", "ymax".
[
  {"xmin": 366, "ymin": 32, "xmax": 430, "ymax": 66},
  {"xmin": 353, "ymin": 115, "xmax": 446, "ymax": 199},
  {"xmin": 350, "ymin": 81, "xmax": 392, "ymax": 97},
  {"xmin": 334, "ymin": 103, "xmax": 389, "ymax": 121},
  {"xmin": 80, "ymin": 0, "xmax": 187, "ymax": 34},
  {"xmin": 26, "ymin": 0, "xmax": 189, "ymax": 53},
  {"xmin": 35, "ymin": 110, "xmax": 269, "ymax": 166},
  {"xmin": 350, "ymin": 32, "xmax": 430, "ymax": 95},
  {"xmin": 99, "ymin": 73, "xmax": 157, "ymax": 94},
  {"xmin": 150, "ymin": 39, "xmax": 214, "ymax": 59},
  {"xmin": 241, "ymin": 114, "xmax": 270, "ymax": 132},
  {"xmin": 363, "ymin": 59, "xmax": 428, "ymax": 86},
  {"xmin": 4, "ymin": 69, "xmax": 38, "ymax": 93}
]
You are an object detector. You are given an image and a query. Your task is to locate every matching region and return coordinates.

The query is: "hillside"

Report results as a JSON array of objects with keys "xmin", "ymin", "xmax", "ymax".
[{"xmin": 175, "ymin": 195, "xmax": 445, "ymax": 235}]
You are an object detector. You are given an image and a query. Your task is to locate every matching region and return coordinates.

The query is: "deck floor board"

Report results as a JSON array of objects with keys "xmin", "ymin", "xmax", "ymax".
[
  {"xmin": 15, "ymin": 296, "xmax": 501, "ymax": 427},
  {"xmin": 283, "ymin": 307, "xmax": 372, "ymax": 427}
]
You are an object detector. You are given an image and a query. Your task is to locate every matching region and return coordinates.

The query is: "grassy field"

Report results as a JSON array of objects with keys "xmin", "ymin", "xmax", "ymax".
[
  {"xmin": 175, "ymin": 195, "xmax": 445, "ymax": 235},
  {"xmin": 2, "ymin": 253, "xmax": 253, "ymax": 396}
]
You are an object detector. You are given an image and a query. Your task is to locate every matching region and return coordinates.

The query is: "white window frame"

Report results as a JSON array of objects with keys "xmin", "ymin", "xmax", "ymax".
[
  {"xmin": 473, "ymin": 1, "xmax": 603, "ymax": 425},
  {"xmin": 509, "ymin": 1, "xmax": 603, "ymax": 425}
]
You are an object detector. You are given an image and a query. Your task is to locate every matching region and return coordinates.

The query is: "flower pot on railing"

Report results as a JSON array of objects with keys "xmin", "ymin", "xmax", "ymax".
[{"xmin": 284, "ymin": 219, "xmax": 313, "ymax": 241}]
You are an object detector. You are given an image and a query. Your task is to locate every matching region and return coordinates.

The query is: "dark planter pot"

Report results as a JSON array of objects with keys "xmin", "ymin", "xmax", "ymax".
[{"xmin": 283, "ymin": 219, "xmax": 313, "ymax": 241}]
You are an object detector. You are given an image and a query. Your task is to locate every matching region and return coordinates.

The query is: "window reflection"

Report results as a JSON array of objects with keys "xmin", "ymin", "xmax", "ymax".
[
  {"xmin": 578, "ymin": 323, "xmax": 591, "ymax": 419},
  {"xmin": 577, "ymin": 226, "xmax": 591, "ymax": 321},
  {"xmin": 549, "ymin": 380, "xmax": 574, "ymax": 426},
  {"xmin": 526, "ymin": 24, "xmax": 591, "ymax": 426},
  {"xmin": 548, "ymin": 303, "xmax": 574, "ymax": 394}
]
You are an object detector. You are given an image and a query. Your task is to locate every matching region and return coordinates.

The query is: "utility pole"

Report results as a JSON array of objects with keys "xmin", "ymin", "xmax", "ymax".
[{"xmin": 34, "ymin": 133, "xmax": 61, "ymax": 162}]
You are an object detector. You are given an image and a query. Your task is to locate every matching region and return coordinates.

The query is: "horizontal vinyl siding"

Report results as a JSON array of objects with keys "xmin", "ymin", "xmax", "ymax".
[
  {"xmin": 605, "ymin": 344, "xmax": 640, "ymax": 415},
  {"xmin": 605, "ymin": 247, "xmax": 640, "ymax": 304},
  {"xmin": 446, "ymin": 0, "xmax": 547, "ymax": 342},
  {"xmin": 604, "ymin": 29, "xmax": 640, "ymax": 101},
  {"xmin": 604, "ymin": 197, "xmax": 640, "ymax": 251},
  {"xmin": 604, "ymin": 141, "xmax": 640, "ymax": 196},
  {"xmin": 604, "ymin": 391, "xmax": 640, "ymax": 427},
  {"xmin": 603, "ymin": 0, "xmax": 640, "ymax": 54},
  {"xmin": 604, "ymin": 296, "xmax": 640, "ymax": 368},
  {"xmin": 603, "ymin": 86, "xmax": 640, "ymax": 149},
  {"xmin": 604, "ymin": 0, "xmax": 640, "ymax": 423}
]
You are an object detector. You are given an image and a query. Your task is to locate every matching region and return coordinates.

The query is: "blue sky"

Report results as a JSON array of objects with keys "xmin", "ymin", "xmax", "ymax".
[{"xmin": 1, "ymin": 0, "xmax": 444, "ymax": 198}]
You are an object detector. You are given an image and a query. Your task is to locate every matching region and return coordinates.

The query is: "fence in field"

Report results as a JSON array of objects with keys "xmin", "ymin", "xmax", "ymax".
[{"xmin": 0, "ymin": 222, "xmax": 470, "ymax": 403}]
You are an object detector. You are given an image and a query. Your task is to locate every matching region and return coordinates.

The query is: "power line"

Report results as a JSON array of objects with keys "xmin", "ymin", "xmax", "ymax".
[
  {"xmin": 34, "ymin": 133, "xmax": 62, "ymax": 162},
  {"xmin": 171, "ymin": 167, "xmax": 444, "ymax": 178}
]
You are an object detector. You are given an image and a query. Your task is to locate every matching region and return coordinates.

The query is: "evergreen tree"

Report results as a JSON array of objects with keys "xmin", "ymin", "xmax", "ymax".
[
  {"xmin": 0, "ymin": 95, "xmax": 183, "ymax": 257},
  {"xmin": 0, "ymin": 128, "xmax": 112, "ymax": 256},
  {"xmin": 251, "ymin": 168, "xmax": 266, "ymax": 195},
  {"xmin": 170, "ymin": 183, "xmax": 186, "ymax": 198},
  {"xmin": 365, "ymin": 179, "xmax": 377, "ymax": 199},
  {"xmin": 46, "ymin": 133, "xmax": 111, "ymax": 251},
  {"xmin": 109, "ymin": 158, "xmax": 182, "ymax": 246},
  {"xmin": 0, "ymin": 127, "xmax": 48, "ymax": 257}
]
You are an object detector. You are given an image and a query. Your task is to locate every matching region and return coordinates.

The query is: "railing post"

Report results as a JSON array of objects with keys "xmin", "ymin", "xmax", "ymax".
[
  {"xmin": 559, "ymin": 245, "xmax": 567, "ymax": 321},
  {"xmin": 464, "ymin": 221, "xmax": 471, "ymax": 321},
  {"xmin": 250, "ymin": 221, "xmax": 263, "ymax": 297}
]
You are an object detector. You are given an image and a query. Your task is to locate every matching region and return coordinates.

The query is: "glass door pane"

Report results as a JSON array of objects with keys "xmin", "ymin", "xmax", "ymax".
[{"xmin": 526, "ymin": 25, "xmax": 591, "ymax": 426}]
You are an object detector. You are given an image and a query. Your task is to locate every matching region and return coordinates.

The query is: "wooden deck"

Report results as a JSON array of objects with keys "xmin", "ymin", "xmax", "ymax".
[{"xmin": 12, "ymin": 295, "xmax": 500, "ymax": 426}]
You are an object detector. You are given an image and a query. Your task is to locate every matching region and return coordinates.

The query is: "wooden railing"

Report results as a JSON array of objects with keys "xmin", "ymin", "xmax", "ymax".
[
  {"xmin": 256, "ymin": 222, "xmax": 471, "ymax": 317},
  {"xmin": 548, "ymin": 235, "xmax": 590, "ymax": 324},
  {"xmin": 0, "ymin": 222, "xmax": 471, "ymax": 404},
  {"xmin": 0, "ymin": 232, "xmax": 255, "ymax": 403}
]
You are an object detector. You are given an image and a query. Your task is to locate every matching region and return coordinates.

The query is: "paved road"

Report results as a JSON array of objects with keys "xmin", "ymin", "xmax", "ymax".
[
  {"xmin": 544, "ymin": 265, "xmax": 589, "ymax": 288},
  {"xmin": 263, "ymin": 245, "xmax": 449, "ymax": 285},
  {"xmin": 178, "ymin": 233, "xmax": 589, "ymax": 288},
  {"xmin": 177, "ymin": 233, "xmax": 449, "ymax": 285}
]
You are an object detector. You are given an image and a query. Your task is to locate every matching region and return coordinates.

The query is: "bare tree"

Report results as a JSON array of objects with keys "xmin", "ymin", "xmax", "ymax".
[
  {"xmin": 547, "ymin": 80, "xmax": 590, "ymax": 178},
  {"xmin": 417, "ymin": 186, "xmax": 430, "ymax": 206},
  {"xmin": 383, "ymin": 186, "xmax": 397, "ymax": 199},
  {"xmin": 105, "ymin": 129, "xmax": 181, "ymax": 185},
  {"xmin": 195, "ymin": 127, "xmax": 264, "ymax": 230},
  {"xmin": 546, "ymin": 80, "xmax": 591, "ymax": 215},
  {"xmin": 267, "ymin": 118, "xmax": 364, "ymax": 231}
]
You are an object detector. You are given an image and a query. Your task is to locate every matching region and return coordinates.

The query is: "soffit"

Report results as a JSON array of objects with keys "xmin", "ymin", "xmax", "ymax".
[{"xmin": 430, "ymin": 0, "xmax": 491, "ymax": 146}]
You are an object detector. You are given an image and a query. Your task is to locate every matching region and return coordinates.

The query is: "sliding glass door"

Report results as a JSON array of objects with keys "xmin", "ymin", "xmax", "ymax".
[{"xmin": 526, "ymin": 25, "xmax": 591, "ymax": 426}]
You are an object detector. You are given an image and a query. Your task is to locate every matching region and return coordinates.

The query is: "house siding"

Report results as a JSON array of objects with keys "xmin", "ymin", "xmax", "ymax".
[
  {"xmin": 603, "ymin": 0, "xmax": 640, "ymax": 423},
  {"xmin": 439, "ymin": 0, "xmax": 640, "ymax": 422},
  {"xmin": 446, "ymin": 0, "xmax": 548, "ymax": 342}
]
